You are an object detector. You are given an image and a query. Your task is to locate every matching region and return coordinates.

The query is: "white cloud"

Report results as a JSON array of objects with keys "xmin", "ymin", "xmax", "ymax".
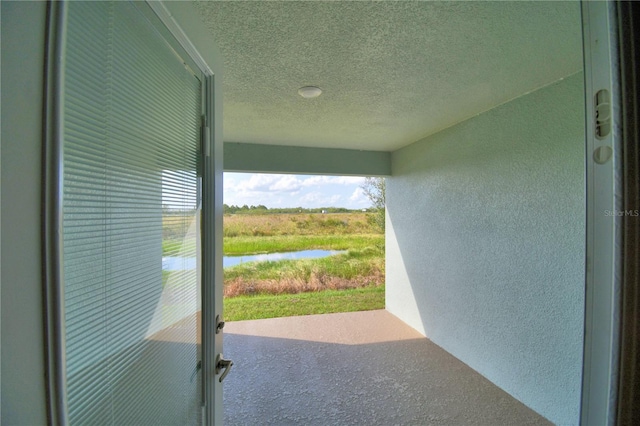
[
  {"xmin": 350, "ymin": 187, "xmax": 365, "ymax": 201},
  {"xmin": 269, "ymin": 175, "xmax": 303, "ymax": 192},
  {"xmin": 224, "ymin": 176, "xmax": 235, "ymax": 188},
  {"xmin": 349, "ymin": 187, "xmax": 370, "ymax": 208},
  {"xmin": 301, "ymin": 176, "xmax": 365, "ymax": 187},
  {"xmin": 297, "ymin": 192, "xmax": 342, "ymax": 207},
  {"xmin": 228, "ymin": 174, "xmax": 365, "ymax": 194},
  {"xmin": 234, "ymin": 174, "xmax": 283, "ymax": 192},
  {"xmin": 223, "ymin": 173, "xmax": 369, "ymax": 209}
]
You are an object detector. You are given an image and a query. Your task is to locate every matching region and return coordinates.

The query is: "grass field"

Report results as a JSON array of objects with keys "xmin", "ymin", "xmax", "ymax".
[
  {"xmin": 222, "ymin": 212, "xmax": 385, "ymax": 319},
  {"xmin": 224, "ymin": 212, "xmax": 376, "ymax": 237},
  {"xmin": 224, "ymin": 285, "xmax": 384, "ymax": 321},
  {"xmin": 161, "ymin": 212, "xmax": 385, "ymax": 319}
]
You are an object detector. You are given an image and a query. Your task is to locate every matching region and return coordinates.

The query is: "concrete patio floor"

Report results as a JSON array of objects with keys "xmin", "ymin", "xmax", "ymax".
[{"xmin": 223, "ymin": 310, "xmax": 551, "ymax": 425}]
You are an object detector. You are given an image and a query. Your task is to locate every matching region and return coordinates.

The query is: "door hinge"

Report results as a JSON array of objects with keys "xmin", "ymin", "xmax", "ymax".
[{"xmin": 201, "ymin": 116, "xmax": 210, "ymax": 157}]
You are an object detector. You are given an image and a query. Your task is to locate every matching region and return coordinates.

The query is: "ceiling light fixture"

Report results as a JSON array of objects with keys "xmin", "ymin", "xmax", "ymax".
[{"xmin": 298, "ymin": 86, "xmax": 322, "ymax": 99}]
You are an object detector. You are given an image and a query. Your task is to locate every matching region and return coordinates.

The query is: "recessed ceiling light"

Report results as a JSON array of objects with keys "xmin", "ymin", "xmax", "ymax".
[{"xmin": 298, "ymin": 86, "xmax": 322, "ymax": 99}]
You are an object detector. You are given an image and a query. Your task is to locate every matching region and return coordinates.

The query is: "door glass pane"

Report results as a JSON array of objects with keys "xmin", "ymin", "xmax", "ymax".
[{"xmin": 61, "ymin": 1, "xmax": 202, "ymax": 424}]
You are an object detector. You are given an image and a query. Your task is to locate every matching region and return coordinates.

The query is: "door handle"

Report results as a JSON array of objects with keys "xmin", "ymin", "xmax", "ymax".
[{"xmin": 215, "ymin": 354, "xmax": 234, "ymax": 383}]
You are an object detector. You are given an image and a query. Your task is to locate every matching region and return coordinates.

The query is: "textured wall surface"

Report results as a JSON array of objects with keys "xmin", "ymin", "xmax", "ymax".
[
  {"xmin": 1, "ymin": 2, "xmax": 49, "ymax": 424},
  {"xmin": 386, "ymin": 74, "xmax": 586, "ymax": 425}
]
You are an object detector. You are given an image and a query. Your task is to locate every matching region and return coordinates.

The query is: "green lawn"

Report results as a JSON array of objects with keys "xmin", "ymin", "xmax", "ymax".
[{"xmin": 224, "ymin": 285, "xmax": 385, "ymax": 321}]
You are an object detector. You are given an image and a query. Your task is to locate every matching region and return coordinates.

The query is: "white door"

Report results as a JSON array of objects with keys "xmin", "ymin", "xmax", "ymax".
[{"xmin": 47, "ymin": 1, "xmax": 224, "ymax": 424}]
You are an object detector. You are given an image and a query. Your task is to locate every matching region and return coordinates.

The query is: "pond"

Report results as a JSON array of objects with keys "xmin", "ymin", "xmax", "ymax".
[
  {"xmin": 223, "ymin": 249, "xmax": 346, "ymax": 268},
  {"xmin": 162, "ymin": 249, "xmax": 346, "ymax": 271}
]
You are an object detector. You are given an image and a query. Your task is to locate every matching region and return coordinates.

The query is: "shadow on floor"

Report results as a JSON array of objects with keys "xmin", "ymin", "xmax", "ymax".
[{"xmin": 223, "ymin": 310, "xmax": 550, "ymax": 425}]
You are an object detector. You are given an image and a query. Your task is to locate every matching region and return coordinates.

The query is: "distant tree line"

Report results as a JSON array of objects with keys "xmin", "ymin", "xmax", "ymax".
[{"xmin": 223, "ymin": 204, "xmax": 367, "ymax": 215}]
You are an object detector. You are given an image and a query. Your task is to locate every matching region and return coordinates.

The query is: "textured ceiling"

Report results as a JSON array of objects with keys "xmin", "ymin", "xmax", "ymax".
[{"xmin": 192, "ymin": 0, "xmax": 583, "ymax": 152}]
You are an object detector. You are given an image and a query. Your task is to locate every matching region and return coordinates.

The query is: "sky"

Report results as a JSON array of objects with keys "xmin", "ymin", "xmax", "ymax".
[{"xmin": 224, "ymin": 173, "xmax": 370, "ymax": 209}]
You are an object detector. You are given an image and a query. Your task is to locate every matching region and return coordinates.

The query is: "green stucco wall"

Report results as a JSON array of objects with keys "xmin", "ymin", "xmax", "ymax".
[
  {"xmin": 386, "ymin": 74, "xmax": 586, "ymax": 425},
  {"xmin": 1, "ymin": 2, "xmax": 49, "ymax": 423}
]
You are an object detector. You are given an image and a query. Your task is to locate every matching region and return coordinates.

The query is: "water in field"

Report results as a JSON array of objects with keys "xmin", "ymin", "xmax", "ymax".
[
  {"xmin": 162, "ymin": 257, "xmax": 198, "ymax": 271},
  {"xmin": 223, "ymin": 249, "xmax": 346, "ymax": 268},
  {"xmin": 162, "ymin": 249, "xmax": 346, "ymax": 271}
]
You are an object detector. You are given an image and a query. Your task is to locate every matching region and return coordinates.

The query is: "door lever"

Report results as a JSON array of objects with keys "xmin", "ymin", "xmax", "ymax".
[{"xmin": 215, "ymin": 354, "xmax": 234, "ymax": 383}]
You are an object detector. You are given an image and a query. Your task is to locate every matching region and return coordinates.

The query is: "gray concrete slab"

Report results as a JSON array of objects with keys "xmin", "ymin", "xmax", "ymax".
[{"xmin": 223, "ymin": 310, "xmax": 551, "ymax": 425}]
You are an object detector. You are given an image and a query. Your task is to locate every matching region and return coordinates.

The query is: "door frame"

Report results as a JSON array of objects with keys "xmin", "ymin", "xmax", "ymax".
[
  {"xmin": 581, "ymin": 1, "xmax": 640, "ymax": 425},
  {"xmin": 581, "ymin": 1, "xmax": 622, "ymax": 424}
]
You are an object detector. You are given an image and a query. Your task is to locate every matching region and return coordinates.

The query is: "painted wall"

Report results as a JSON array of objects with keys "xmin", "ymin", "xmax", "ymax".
[
  {"xmin": 386, "ymin": 74, "xmax": 585, "ymax": 425},
  {"xmin": 224, "ymin": 142, "xmax": 391, "ymax": 176},
  {"xmin": 1, "ymin": 2, "xmax": 49, "ymax": 424}
]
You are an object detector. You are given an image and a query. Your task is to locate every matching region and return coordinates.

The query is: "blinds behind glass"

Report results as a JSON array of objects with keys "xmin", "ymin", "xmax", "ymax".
[{"xmin": 61, "ymin": 2, "xmax": 202, "ymax": 424}]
